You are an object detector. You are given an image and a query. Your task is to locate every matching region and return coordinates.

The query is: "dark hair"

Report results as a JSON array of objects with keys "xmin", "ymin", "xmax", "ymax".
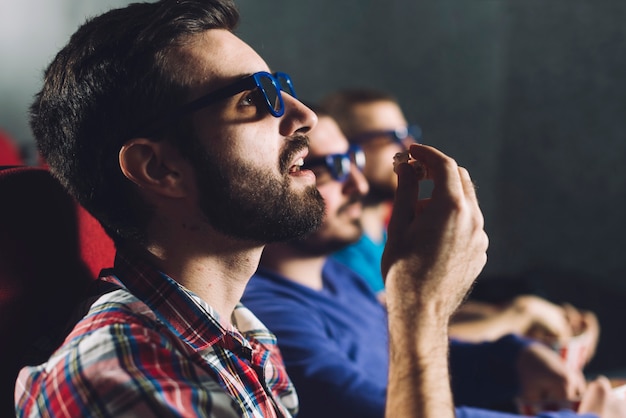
[
  {"xmin": 320, "ymin": 88, "xmax": 398, "ymax": 138},
  {"xmin": 30, "ymin": 0, "xmax": 239, "ymax": 244}
]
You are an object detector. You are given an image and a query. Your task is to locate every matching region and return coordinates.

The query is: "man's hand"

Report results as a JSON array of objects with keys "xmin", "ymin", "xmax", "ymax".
[
  {"xmin": 383, "ymin": 143, "xmax": 488, "ymax": 323},
  {"xmin": 513, "ymin": 295, "xmax": 573, "ymax": 345},
  {"xmin": 517, "ymin": 342, "xmax": 587, "ymax": 403},
  {"xmin": 562, "ymin": 305, "xmax": 600, "ymax": 365},
  {"xmin": 383, "ymin": 144, "xmax": 488, "ymax": 418},
  {"xmin": 578, "ymin": 376, "xmax": 626, "ymax": 418},
  {"xmin": 517, "ymin": 344, "xmax": 626, "ymax": 416},
  {"xmin": 449, "ymin": 295, "xmax": 576, "ymax": 344}
]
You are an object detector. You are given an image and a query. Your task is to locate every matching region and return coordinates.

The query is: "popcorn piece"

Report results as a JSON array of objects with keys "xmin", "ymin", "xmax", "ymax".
[
  {"xmin": 393, "ymin": 151, "xmax": 410, "ymax": 174},
  {"xmin": 393, "ymin": 151, "xmax": 427, "ymax": 179}
]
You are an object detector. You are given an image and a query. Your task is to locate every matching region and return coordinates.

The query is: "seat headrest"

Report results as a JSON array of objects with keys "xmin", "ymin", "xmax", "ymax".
[
  {"xmin": 0, "ymin": 131, "xmax": 24, "ymax": 165},
  {"xmin": 0, "ymin": 166, "xmax": 116, "ymax": 416}
]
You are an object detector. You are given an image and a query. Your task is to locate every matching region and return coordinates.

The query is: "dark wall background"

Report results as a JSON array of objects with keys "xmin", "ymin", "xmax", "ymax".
[
  {"xmin": 1, "ymin": 0, "xmax": 625, "ymax": 373},
  {"xmin": 234, "ymin": 0, "xmax": 626, "ymax": 373}
]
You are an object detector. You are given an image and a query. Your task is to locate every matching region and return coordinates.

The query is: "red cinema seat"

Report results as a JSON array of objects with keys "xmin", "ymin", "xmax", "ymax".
[
  {"xmin": 0, "ymin": 131, "xmax": 24, "ymax": 166},
  {"xmin": 0, "ymin": 166, "xmax": 115, "ymax": 416}
]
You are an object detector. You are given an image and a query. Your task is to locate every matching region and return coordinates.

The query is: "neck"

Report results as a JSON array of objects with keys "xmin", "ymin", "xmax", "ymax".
[
  {"xmin": 260, "ymin": 242, "xmax": 327, "ymax": 290},
  {"xmin": 361, "ymin": 200, "xmax": 392, "ymax": 243},
  {"xmin": 143, "ymin": 217, "xmax": 264, "ymax": 325}
]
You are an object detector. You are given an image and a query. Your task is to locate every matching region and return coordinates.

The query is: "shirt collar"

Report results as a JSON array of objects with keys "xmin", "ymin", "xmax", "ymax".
[{"xmin": 101, "ymin": 250, "xmax": 251, "ymax": 355}]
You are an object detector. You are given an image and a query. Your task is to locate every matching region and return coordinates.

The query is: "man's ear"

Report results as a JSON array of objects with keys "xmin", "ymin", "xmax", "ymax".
[{"xmin": 119, "ymin": 138, "xmax": 188, "ymax": 198}]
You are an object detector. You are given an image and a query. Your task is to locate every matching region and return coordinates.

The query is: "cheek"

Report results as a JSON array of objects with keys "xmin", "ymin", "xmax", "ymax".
[
  {"xmin": 211, "ymin": 126, "xmax": 281, "ymax": 172},
  {"xmin": 364, "ymin": 144, "xmax": 404, "ymax": 177}
]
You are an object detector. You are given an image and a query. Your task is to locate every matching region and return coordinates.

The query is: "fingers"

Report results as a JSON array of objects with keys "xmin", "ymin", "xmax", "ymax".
[
  {"xmin": 457, "ymin": 167, "xmax": 486, "ymax": 243},
  {"xmin": 578, "ymin": 376, "xmax": 612, "ymax": 415},
  {"xmin": 387, "ymin": 161, "xmax": 421, "ymax": 237},
  {"xmin": 567, "ymin": 368, "xmax": 588, "ymax": 400},
  {"xmin": 383, "ymin": 143, "xmax": 488, "ymax": 313},
  {"xmin": 408, "ymin": 144, "xmax": 483, "ymax": 226},
  {"xmin": 562, "ymin": 303, "xmax": 585, "ymax": 335},
  {"xmin": 517, "ymin": 342, "xmax": 586, "ymax": 403},
  {"xmin": 513, "ymin": 296, "xmax": 572, "ymax": 345},
  {"xmin": 581, "ymin": 311, "xmax": 601, "ymax": 362},
  {"xmin": 525, "ymin": 368, "xmax": 585, "ymax": 403},
  {"xmin": 536, "ymin": 301, "xmax": 572, "ymax": 344},
  {"xmin": 408, "ymin": 144, "xmax": 464, "ymax": 200},
  {"xmin": 389, "ymin": 144, "xmax": 480, "ymax": 233}
]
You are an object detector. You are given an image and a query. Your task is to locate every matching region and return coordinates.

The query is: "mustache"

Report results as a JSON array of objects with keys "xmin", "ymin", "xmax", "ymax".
[{"xmin": 280, "ymin": 134, "xmax": 310, "ymax": 173}]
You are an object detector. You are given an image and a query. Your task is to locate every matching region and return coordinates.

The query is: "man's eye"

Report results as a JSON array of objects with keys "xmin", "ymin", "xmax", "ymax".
[
  {"xmin": 240, "ymin": 89, "xmax": 263, "ymax": 107},
  {"xmin": 240, "ymin": 92, "xmax": 256, "ymax": 106}
]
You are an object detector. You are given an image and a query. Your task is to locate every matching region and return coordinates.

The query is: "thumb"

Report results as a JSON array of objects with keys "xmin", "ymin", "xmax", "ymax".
[
  {"xmin": 387, "ymin": 162, "xmax": 420, "ymax": 239},
  {"xmin": 578, "ymin": 376, "xmax": 611, "ymax": 415}
]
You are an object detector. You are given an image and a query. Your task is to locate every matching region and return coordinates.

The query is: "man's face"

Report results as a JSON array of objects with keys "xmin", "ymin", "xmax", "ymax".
[
  {"xmin": 177, "ymin": 30, "xmax": 325, "ymax": 243},
  {"xmin": 291, "ymin": 116, "xmax": 369, "ymax": 255},
  {"xmin": 349, "ymin": 100, "xmax": 409, "ymax": 202}
]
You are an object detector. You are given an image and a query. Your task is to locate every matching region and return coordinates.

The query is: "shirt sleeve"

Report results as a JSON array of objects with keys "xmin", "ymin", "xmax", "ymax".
[
  {"xmin": 241, "ymin": 303, "xmax": 592, "ymax": 418},
  {"xmin": 449, "ymin": 334, "xmax": 532, "ymax": 408},
  {"xmin": 456, "ymin": 406, "xmax": 598, "ymax": 418},
  {"xmin": 243, "ymin": 295, "xmax": 388, "ymax": 418},
  {"xmin": 16, "ymin": 318, "xmax": 240, "ymax": 418}
]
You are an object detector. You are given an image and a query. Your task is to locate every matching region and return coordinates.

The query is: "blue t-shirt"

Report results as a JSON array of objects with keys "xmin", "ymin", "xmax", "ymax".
[
  {"xmin": 242, "ymin": 259, "xmax": 592, "ymax": 418},
  {"xmin": 331, "ymin": 233, "xmax": 386, "ymax": 293}
]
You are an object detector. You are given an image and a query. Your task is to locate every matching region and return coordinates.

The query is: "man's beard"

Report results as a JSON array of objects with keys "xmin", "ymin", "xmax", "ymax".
[
  {"xmin": 363, "ymin": 181, "xmax": 395, "ymax": 206},
  {"xmin": 287, "ymin": 197, "xmax": 364, "ymax": 256},
  {"xmin": 190, "ymin": 135, "xmax": 325, "ymax": 243}
]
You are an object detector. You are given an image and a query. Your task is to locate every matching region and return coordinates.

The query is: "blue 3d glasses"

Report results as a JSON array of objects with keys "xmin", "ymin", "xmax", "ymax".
[
  {"xmin": 302, "ymin": 145, "xmax": 366, "ymax": 182},
  {"xmin": 348, "ymin": 124, "xmax": 422, "ymax": 146},
  {"xmin": 173, "ymin": 71, "xmax": 296, "ymax": 118}
]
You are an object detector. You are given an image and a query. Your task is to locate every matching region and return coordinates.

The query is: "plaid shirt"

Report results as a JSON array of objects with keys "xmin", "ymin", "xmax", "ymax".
[{"xmin": 15, "ymin": 251, "xmax": 298, "ymax": 417}]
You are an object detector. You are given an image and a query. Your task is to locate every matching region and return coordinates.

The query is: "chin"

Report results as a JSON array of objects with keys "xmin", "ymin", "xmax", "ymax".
[
  {"xmin": 323, "ymin": 238, "xmax": 358, "ymax": 255},
  {"xmin": 341, "ymin": 229, "xmax": 363, "ymax": 245}
]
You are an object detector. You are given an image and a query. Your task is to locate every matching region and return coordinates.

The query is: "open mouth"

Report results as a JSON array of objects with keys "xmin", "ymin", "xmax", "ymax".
[{"xmin": 289, "ymin": 157, "xmax": 305, "ymax": 174}]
